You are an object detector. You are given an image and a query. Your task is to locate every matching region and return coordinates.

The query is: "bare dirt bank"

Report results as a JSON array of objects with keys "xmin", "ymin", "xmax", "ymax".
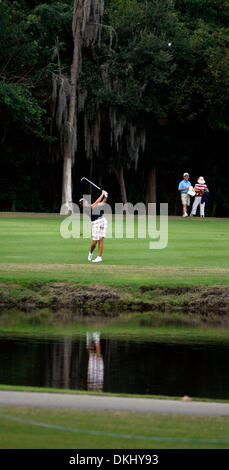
[{"xmin": 0, "ymin": 282, "xmax": 228, "ymax": 316}]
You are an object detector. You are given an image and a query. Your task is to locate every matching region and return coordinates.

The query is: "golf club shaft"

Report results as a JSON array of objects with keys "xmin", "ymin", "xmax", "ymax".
[{"xmin": 81, "ymin": 177, "xmax": 102, "ymax": 191}]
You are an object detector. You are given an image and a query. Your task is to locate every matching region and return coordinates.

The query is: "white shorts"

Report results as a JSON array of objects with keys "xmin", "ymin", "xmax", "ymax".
[{"xmin": 91, "ymin": 217, "xmax": 107, "ymax": 241}]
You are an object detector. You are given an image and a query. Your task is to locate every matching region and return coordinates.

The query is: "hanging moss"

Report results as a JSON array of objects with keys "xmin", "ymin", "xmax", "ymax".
[{"xmin": 51, "ymin": 0, "xmax": 105, "ymax": 210}]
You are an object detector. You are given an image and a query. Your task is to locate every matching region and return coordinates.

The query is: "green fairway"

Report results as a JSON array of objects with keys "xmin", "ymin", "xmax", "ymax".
[
  {"xmin": 0, "ymin": 213, "xmax": 229, "ymax": 287},
  {"xmin": 0, "ymin": 214, "xmax": 229, "ymax": 450},
  {"xmin": 0, "ymin": 405, "xmax": 229, "ymax": 449}
]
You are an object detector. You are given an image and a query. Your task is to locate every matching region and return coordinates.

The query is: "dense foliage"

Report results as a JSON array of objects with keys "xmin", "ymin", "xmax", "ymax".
[{"xmin": 0, "ymin": 0, "xmax": 229, "ymax": 215}]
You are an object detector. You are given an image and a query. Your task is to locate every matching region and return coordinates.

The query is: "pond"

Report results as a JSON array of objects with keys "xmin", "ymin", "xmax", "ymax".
[{"xmin": 1, "ymin": 330, "xmax": 229, "ymax": 399}]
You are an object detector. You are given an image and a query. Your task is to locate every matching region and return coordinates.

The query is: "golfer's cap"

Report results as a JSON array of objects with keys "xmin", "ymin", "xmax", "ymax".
[
  {"xmin": 79, "ymin": 198, "xmax": 87, "ymax": 204},
  {"xmin": 183, "ymin": 172, "xmax": 189, "ymax": 177}
]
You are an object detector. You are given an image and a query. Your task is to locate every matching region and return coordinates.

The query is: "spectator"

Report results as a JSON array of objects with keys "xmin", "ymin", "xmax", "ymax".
[
  {"xmin": 178, "ymin": 172, "xmax": 192, "ymax": 217},
  {"xmin": 190, "ymin": 176, "xmax": 209, "ymax": 218}
]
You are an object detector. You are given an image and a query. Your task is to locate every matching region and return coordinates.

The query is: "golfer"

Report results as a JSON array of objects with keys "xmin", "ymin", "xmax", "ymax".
[
  {"xmin": 190, "ymin": 176, "xmax": 209, "ymax": 218},
  {"xmin": 79, "ymin": 189, "xmax": 108, "ymax": 263},
  {"xmin": 178, "ymin": 172, "xmax": 192, "ymax": 217}
]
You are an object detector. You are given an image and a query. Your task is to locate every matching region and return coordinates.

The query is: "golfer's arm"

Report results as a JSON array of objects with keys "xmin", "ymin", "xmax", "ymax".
[
  {"xmin": 99, "ymin": 197, "xmax": 107, "ymax": 205},
  {"xmin": 91, "ymin": 193, "xmax": 104, "ymax": 209},
  {"xmin": 93, "ymin": 198, "xmax": 107, "ymax": 209}
]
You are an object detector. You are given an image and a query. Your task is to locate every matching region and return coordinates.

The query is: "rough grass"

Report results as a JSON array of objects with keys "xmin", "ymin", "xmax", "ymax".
[{"xmin": 0, "ymin": 281, "xmax": 229, "ymax": 319}]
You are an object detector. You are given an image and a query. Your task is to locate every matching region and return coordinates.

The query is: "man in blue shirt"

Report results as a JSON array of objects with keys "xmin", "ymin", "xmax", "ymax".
[{"xmin": 178, "ymin": 172, "xmax": 192, "ymax": 217}]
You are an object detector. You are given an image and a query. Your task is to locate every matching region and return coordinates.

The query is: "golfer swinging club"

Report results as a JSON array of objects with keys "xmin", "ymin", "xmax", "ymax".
[{"xmin": 79, "ymin": 189, "xmax": 108, "ymax": 263}]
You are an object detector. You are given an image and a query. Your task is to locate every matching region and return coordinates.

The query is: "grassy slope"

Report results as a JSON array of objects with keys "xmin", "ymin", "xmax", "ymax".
[
  {"xmin": 0, "ymin": 214, "xmax": 229, "ymax": 287},
  {"xmin": 0, "ymin": 405, "xmax": 229, "ymax": 449}
]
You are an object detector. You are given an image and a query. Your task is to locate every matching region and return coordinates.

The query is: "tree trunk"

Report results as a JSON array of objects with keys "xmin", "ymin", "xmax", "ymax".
[
  {"xmin": 62, "ymin": 150, "xmax": 73, "ymax": 211},
  {"xmin": 145, "ymin": 165, "xmax": 156, "ymax": 209},
  {"xmin": 60, "ymin": 0, "xmax": 105, "ymax": 213},
  {"xmin": 116, "ymin": 166, "xmax": 127, "ymax": 205},
  {"xmin": 61, "ymin": 1, "xmax": 82, "ymax": 213}
]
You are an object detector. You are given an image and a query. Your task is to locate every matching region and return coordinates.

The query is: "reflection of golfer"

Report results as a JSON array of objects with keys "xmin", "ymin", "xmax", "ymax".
[
  {"xmin": 178, "ymin": 172, "xmax": 192, "ymax": 217},
  {"xmin": 190, "ymin": 176, "xmax": 209, "ymax": 218},
  {"xmin": 86, "ymin": 332, "xmax": 104, "ymax": 392},
  {"xmin": 79, "ymin": 190, "xmax": 108, "ymax": 263}
]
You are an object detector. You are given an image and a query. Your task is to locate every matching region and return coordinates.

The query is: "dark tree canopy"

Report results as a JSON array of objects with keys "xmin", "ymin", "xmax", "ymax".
[{"xmin": 0, "ymin": 0, "xmax": 229, "ymax": 215}]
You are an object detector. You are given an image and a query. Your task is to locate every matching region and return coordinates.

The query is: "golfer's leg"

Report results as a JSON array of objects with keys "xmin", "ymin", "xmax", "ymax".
[
  {"xmin": 91, "ymin": 220, "xmax": 99, "ymax": 253},
  {"xmin": 90, "ymin": 240, "xmax": 97, "ymax": 253},
  {"xmin": 98, "ymin": 237, "xmax": 103, "ymax": 257}
]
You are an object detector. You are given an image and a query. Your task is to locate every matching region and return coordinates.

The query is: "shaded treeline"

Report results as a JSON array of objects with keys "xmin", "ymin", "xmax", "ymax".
[{"xmin": 0, "ymin": 0, "xmax": 229, "ymax": 215}]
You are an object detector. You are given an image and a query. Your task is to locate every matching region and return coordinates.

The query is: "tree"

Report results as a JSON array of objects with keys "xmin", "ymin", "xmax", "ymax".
[
  {"xmin": 51, "ymin": 0, "xmax": 105, "ymax": 214},
  {"xmin": 1, "ymin": 0, "xmax": 229, "ymax": 215},
  {"xmin": 0, "ymin": 0, "xmax": 73, "ymax": 211},
  {"xmin": 78, "ymin": 0, "xmax": 176, "ymax": 204}
]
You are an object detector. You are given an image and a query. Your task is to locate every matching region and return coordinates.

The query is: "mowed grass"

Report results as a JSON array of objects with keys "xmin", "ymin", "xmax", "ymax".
[
  {"xmin": 0, "ymin": 213, "xmax": 229, "ymax": 286},
  {"xmin": 0, "ymin": 405, "xmax": 229, "ymax": 449},
  {"xmin": 0, "ymin": 214, "xmax": 229, "ymax": 451}
]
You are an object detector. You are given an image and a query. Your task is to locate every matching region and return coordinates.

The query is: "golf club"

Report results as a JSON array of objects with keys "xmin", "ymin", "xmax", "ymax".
[{"xmin": 80, "ymin": 177, "xmax": 102, "ymax": 191}]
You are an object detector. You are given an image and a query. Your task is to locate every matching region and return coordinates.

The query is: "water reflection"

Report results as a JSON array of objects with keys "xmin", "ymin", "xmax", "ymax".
[
  {"xmin": 46, "ymin": 337, "xmax": 73, "ymax": 389},
  {"xmin": 1, "ymin": 331, "xmax": 229, "ymax": 399},
  {"xmin": 86, "ymin": 332, "xmax": 104, "ymax": 392}
]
